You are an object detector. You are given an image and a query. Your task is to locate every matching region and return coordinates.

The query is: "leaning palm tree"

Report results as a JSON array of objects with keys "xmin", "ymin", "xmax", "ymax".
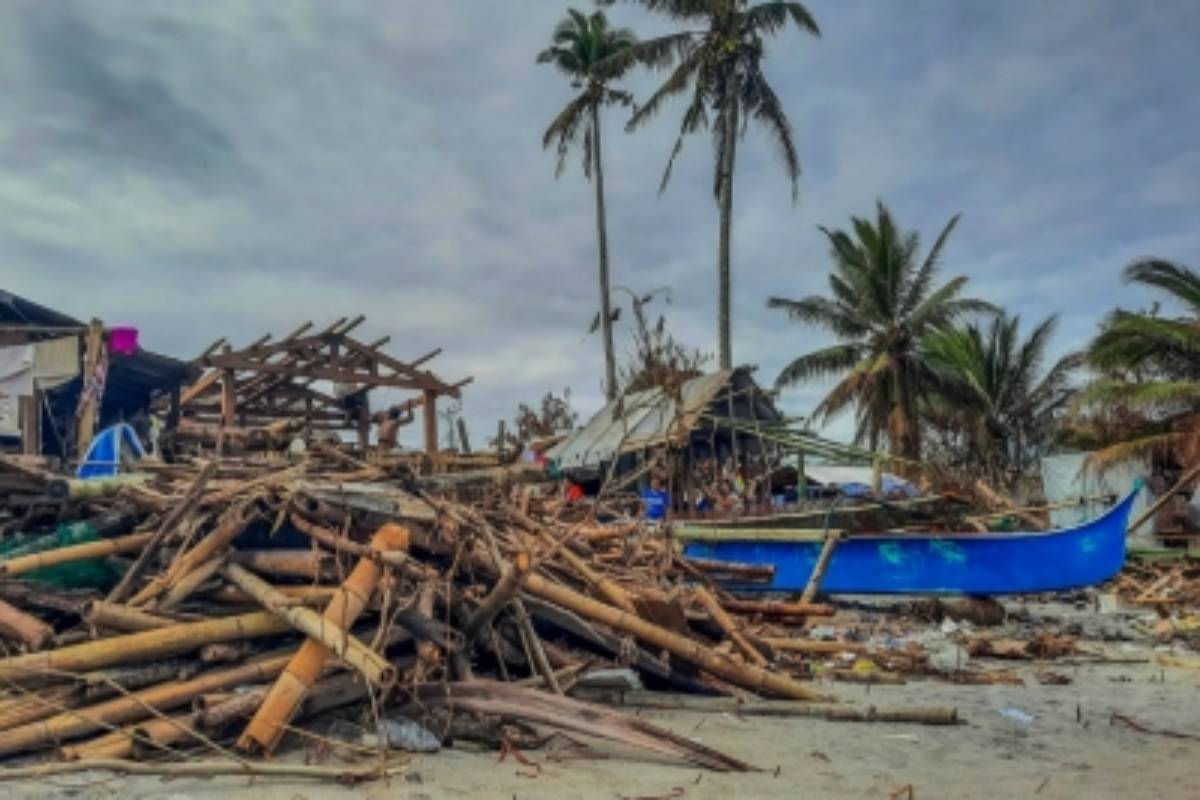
[
  {"xmin": 923, "ymin": 314, "xmax": 1081, "ymax": 486},
  {"xmin": 1074, "ymin": 258, "xmax": 1200, "ymax": 470},
  {"xmin": 599, "ymin": 0, "xmax": 820, "ymax": 370},
  {"xmin": 538, "ymin": 9, "xmax": 638, "ymax": 401},
  {"xmin": 767, "ymin": 201, "xmax": 991, "ymax": 460}
]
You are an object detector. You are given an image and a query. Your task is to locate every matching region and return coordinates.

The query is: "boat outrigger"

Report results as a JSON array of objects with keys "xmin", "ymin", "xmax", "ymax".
[{"xmin": 677, "ymin": 486, "xmax": 1140, "ymax": 595}]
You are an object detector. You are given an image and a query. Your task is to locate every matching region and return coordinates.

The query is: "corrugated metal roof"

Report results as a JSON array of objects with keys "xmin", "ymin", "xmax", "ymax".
[{"xmin": 548, "ymin": 370, "xmax": 738, "ymax": 469}]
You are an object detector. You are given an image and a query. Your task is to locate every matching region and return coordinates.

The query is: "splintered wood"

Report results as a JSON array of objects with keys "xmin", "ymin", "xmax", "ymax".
[{"xmin": 0, "ymin": 449, "xmax": 918, "ymax": 780}]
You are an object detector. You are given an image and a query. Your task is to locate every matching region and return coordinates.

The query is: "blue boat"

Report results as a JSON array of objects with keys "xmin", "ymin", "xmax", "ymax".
[{"xmin": 679, "ymin": 487, "xmax": 1139, "ymax": 595}]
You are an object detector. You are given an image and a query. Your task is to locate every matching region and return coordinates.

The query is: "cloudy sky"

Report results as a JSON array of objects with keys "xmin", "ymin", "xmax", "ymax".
[{"xmin": 2, "ymin": 0, "xmax": 1198, "ymax": 446}]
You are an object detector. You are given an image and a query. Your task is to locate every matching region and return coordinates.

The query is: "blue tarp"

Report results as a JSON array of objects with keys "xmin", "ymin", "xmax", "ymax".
[{"xmin": 76, "ymin": 423, "xmax": 145, "ymax": 479}]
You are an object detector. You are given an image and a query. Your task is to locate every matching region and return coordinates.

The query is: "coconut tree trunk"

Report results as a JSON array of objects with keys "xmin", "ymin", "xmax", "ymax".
[
  {"xmin": 592, "ymin": 102, "xmax": 618, "ymax": 400},
  {"xmin": 717, "ymin": 95, "xmax": 739, "ymax": 371}
]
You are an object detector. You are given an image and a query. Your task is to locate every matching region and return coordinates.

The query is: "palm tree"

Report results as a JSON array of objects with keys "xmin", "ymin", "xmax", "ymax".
[
  {"xmin": 538, "ymin": 9, "xmax": 638, "ymax": 401},
  {"xmin": 767, "ymin": 201, "xmax": 991, "ymax": 460},
  {"xmin": 1074, "ymin": 258, "xmax": 1200, "ymax": 469},
  {"xmin": 599, "ymin": 0, "xmax": 820, "ymax": 370},
  {"xmin": 923, "ymin": 314, "xmax": 1081, "ymax": 485}
]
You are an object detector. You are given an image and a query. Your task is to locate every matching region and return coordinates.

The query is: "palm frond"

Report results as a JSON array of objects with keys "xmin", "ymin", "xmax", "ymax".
[
  {"xmin": 774, "ymin": 344, "xmax": 862, "ymax": 389},
  {"xmin": 743, "ymin": 1, "xmax": 821, "ymax": 36},
  {"xmin": 902, "ymin": 213, "xmax": 960, "ymax": 316},
  {"xmin": 742, "ymin": 71, "xmax": 800, "ymax": 201},
  {"xmin": 1124, "ymin": 258, "xmax": 1200, "ymax": 315}
]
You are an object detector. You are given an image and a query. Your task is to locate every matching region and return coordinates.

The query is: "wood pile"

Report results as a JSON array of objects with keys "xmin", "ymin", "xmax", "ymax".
[
  {"xmin": 0, "ymin": 450, "xmax": 961, "ymax": 782},
  {"xmin": 1109, "ymin": 558, "xmax": 1200, "ymax": 608}
]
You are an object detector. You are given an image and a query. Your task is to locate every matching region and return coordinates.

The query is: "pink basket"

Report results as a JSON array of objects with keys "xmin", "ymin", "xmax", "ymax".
[{"xmin": 108, "ymin": 326, "xmax": 139, "ymax": 356}]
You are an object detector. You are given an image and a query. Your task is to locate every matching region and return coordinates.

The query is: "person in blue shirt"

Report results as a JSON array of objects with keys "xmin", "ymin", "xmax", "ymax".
[{"xmin": 641, "ymin": 474, "xmax": 670, "ymax": 521}]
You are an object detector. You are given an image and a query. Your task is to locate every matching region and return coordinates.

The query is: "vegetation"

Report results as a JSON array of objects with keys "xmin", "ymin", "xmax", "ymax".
[
  {"xmin": 767, "ymin": 201, "xmax": 990, "ymax": 461},
  {"xmin": 923, "ymin": 314, "xmax": 1081, "ymax": 485},
  {"xmin": 1071, "ymin": 259, "xmax": 1200, "ymax": 471},
  {"xmin": 538, "ymin": 9, "xmax": 638, "ymax": 401},
  {"xmin": 613, "ymin": 289, "xmax": 709, "ymax": 394},
  {"xmin": 497, "ymin": 389, "xmax": 580, "ymax": 451},
  {"xmin": 600, "ymin": 0, "xmax": 820, "ymax": 370},
  {"xmin": 527, "ymin": 4, "xmax": 1195, "ymax": 492}
]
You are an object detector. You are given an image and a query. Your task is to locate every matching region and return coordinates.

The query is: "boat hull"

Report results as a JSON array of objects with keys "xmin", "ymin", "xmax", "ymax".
[{"xmin": 681, "ymin": 488, "xmax": 1139, "ymax": 595}]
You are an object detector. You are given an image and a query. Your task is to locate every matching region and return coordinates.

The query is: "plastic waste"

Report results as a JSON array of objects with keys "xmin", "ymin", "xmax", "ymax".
[
  {"xmin": 368, "ymin": 718, "xmax": 441, "ymax": 753},
  {"xmin": 0, "ymin": 520, "xmax": 122, "ymax": 589},
  {"xmin": 927, "ymin": 643, "xmax": 970, "ymax": 673},
  {"xmin": 999, "ymin": 708, "xmax": 1034, "ymax": 725}
]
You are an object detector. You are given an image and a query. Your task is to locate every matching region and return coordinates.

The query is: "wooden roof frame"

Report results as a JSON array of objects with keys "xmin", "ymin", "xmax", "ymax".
[{"xmin": 175, "ymin": 317, "xmax": 471, "ymax": 452}]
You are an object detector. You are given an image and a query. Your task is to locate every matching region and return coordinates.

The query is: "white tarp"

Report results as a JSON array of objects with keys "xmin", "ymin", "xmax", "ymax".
[{"xmin": 1040, "ymin": 452, "xmax": 1148, "ymax": 532}]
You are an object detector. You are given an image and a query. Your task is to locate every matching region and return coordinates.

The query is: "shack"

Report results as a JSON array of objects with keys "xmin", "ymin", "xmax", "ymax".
[
  {"xmin": 0, "ymin": 291, "xmax": 192, "ymax": 460},
  {"xmin": 547, "ymin": 368, "xmax": 786, "ymax": 502}
]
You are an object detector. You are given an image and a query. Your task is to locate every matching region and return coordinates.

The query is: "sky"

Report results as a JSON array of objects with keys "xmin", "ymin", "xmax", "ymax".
[{"xmin": 2, "ymin": 0, "xmax": 1198, "ymax": 447}]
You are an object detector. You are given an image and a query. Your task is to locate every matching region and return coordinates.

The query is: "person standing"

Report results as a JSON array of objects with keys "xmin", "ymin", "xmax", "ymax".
[{"xmin": 641, "ymin": 474, "xmax": 670, "ymax": 522}]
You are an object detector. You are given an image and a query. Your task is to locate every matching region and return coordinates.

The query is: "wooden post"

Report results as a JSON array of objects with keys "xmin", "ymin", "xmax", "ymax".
[
  {"xmin": 19, "ymin": 392, "xmax": 39, "ymax": 456},
  {"xmin": 356, "ymin": 394, "xmax": 371, "ymax": 453},
  {"xmin": 800, "ymin": 530, "xmax": 841, "ymax": 605},
  {"xmin": 1128, "ymin": 462, "xmax": 1200, "ymax": 534},
  {"xmin": 457, "ymin": 417, "xmax": 471, "ymax": 454},
  {"xmin": 166, "ymin": 383, "xmax": 181, "ymax": 432},
  {"xmin": 871, "ymin": 457, "xmax": 883, "ymax": 497},
  {"xmin": 496, "ymin": 419, "xmax": 506, "ymax": 461},
  {"xmin": 218, "ymin": 344, "xmax": 236, "ymax": 458},
  {"xmin": 422, "ymin": 389, "xmax": 438, "ymax": 454},
  {"xmin": 75, "ymin": 319, "xmax": 104, "ymax": 458}
]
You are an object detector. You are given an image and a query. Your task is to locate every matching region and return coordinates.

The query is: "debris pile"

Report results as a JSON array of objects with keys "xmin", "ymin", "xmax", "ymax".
[{"xmin": 0, "ymin": 451, "xmax": 975, "ymax": 781}]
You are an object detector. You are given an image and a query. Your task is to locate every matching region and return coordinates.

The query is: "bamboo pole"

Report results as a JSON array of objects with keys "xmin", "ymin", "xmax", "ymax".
[
  {"xmin": 0, "ymin": 685, "xmax": 78, "ymax": 730},
  {"xmin": 520, "ymin": 572, "xmax": 829, "ymax": 701},
  {"xmin": 0, "ymin": 532, "xmax": 154, "ymax": 577},
  {"xmin": 157, "ymin": 556, "xmax": 226, "ymax": 611},
  {"xmin": 762, "ymin": 638, "xmax": 867, "ymax": 655},
  {"xmin": 800, "ymin": 530, "xmax": 842, "ymax": 605},
  {"xmin": 693, "ymin": 587, "xmax": 767, "ymax": 667},
  {"xmin": 130, "ymin": 498, "xmax": 256, "ymax": 607},
  {"xmin": 0, "ymin": 759, "xmax": 402, "ymax": 783},
  {"xmin": 205, "ymin": 584, "xmax": 336, "ymax": 607},
  {"xmin": 229, "ymin": 549, "xmax": 332, "ymax": 579},
  {"xmin": 508, "ymin": 506, "xmax": 636, "ymax": 614},
  {"xmin": 0, "ymin": 654, "xmax": 291, "ymax": 756},
  {"xmin": 463, "ymin": 552, "xmax": 530, "ymax": 643},
  {"xmin": 220, "ymin": 564, "xmax": 393, "ymax": 685},
  {"xmin": 1128, "ymin": 463, "xmax": 1200, "ymax": 534},
  {"xmin": 719, "ymin": 598, "xmax": 836, "ymax": 617},
  {"xmin": 82, "ymin": 601, "xmax": 176, "ymax": 632},
  {"xmin": 0, "ymin": 598, "xmax": 53, "ymax": 650},
  {"xmin": 236, "ymin": 523, "xmax": 408, "ymax": 754},
  {"xmin": 107, "ymin": 461, "xmax": 217, "ymax": 603},
  {"xmin": 0, "ymin": 611, "xmax": 291, "ymax": 684}
]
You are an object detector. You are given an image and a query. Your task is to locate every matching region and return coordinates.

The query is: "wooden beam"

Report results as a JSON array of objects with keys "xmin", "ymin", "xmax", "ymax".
[
  {"xmin": 75, "ymin": 319, "xmax": 104, "ymax": 458},
  {"xmin": 19, "ymin": 393, "xmax": 39, "ymax": 456},
  {"xmin": 220, "ymin": 346, "xmax": 236, "ymax": 430},
  {"xmin": 423, "ymin": 389, "xmax": 438, "ymax": 454},
  {"xmin": 201, "ymin": 353, "xmax": 446, "ymax": 391}
]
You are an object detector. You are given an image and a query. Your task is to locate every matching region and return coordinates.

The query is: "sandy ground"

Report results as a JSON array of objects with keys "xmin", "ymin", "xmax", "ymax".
[{"xmin": 3, "ymin": 602, "xmax": 1198, "ymax": 799}]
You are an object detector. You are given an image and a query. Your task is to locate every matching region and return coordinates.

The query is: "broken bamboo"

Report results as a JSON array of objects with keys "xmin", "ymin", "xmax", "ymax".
[
  {"xmin": 236, "ymin": 523, "xmax": 408, "ymax": 754},
  {"xmin": 693, "ymin": 586, "xmax": 767, "ymax": 667},
  {"xmin": 220, "ymin": 564, "xmax": 394, "ymax": 685},
  {"xmin": 520, "ymin": 571, "xmax": 829, "ymax": 701},
  {"xmin": 0, "ymin": 611, "xmax": 292, "ymax": 684}
]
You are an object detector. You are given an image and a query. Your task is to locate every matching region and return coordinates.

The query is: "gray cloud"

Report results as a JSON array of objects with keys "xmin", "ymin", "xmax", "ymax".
[{"xmin": 0, "ymin": 0, "xmax": 1196, "ymax": 447}]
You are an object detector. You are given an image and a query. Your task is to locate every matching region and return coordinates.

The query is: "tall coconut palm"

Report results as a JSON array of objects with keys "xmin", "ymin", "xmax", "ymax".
[
  {"xmin": 599, "ymin": 0, "xmax": 820, "ymax": 370},
  {"xmin": 1075, "ymin": 258, "xmax": 1200, "ymax": 469},
  {"xmin": 538, "ymin": 9, "xmax": 638, "ymax": 401},
  {"xmin": 767, "ymin": 201, "xmax": 991, "ymax": 460},
  {"xmin": 923, "ymin": 314, "xmax": 1081, "ymax": 485}
]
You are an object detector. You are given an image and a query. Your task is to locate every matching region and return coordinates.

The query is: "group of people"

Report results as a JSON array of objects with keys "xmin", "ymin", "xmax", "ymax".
[{"xmin": 638, "ymin": 469, "xmax": 753, "ymax": 522}]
